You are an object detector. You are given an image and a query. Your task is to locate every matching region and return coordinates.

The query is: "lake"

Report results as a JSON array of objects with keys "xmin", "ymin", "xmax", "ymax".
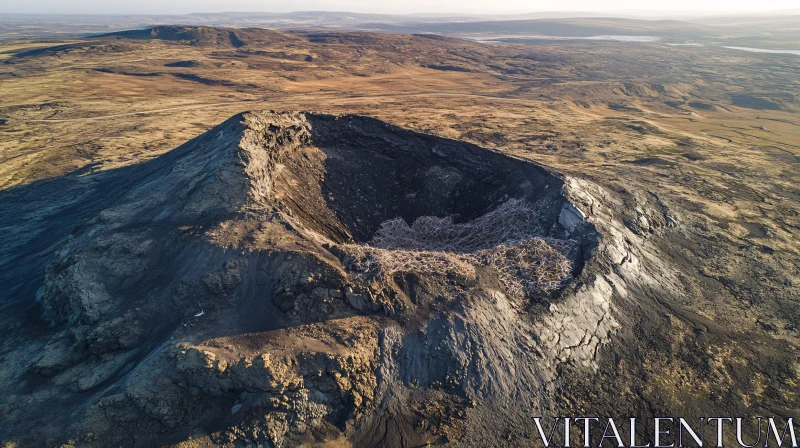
[{"xmin": 722, "ymin": 46, "xmax": 800, "ymax": 56}]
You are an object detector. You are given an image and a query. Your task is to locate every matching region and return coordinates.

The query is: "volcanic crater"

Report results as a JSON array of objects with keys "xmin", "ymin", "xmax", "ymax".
[{"xmin": 4, "ymin": 111, "xmax": 614, "ymax": 447}]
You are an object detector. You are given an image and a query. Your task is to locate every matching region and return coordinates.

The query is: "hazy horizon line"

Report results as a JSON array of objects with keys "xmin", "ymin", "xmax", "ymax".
[{"xmin": 1, "ymin": 8, "xmax": 799, "ymax": 17}]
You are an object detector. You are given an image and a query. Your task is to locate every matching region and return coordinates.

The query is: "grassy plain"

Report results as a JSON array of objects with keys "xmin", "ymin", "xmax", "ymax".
[{"xmin": 0, "ymin": 26, "xmax": 798, "ymax": 445}]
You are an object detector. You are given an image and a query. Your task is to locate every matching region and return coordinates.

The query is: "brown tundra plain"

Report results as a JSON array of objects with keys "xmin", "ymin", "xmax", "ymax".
[{"xmin": 0, "ymin": 23, "xmax": 798, "ymax": 447}]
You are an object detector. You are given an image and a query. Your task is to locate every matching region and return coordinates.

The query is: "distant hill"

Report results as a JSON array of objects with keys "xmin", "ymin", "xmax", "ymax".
[
  {"xmin": 98, "ymin": 26, "xmax": 289, "ymax": 47},
  {"xmin": 1, "ymin": 12, "xmax": 798, "ymax": 47},
  {"xmin": 688, "ymin": 14, "xmax": 800, "ymax": 35},
  {"xmin": 398, "ymin": 17, "xmax": 732, "ymax": 39}
]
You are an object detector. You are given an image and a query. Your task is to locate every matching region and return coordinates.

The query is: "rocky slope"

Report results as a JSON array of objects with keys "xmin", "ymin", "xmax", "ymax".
[{"xmin": 0, "ymin": 110, "xmax": 795, "ymax": 447}]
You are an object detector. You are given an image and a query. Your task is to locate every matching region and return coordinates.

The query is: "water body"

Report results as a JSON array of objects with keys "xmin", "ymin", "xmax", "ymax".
[
  {"xmin": 464, "ymin": 36, "xmax": 799, "ymax": 57},
  {"xmin": 585, "ymin": 35, "xmax": 658, "ymax": 42},
  {"xmin": 722, "ymin": 46, "xmax": 800, "ymax": 56}
]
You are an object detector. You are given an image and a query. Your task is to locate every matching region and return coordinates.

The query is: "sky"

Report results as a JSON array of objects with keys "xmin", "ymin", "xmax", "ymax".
[{"xmin": 1, "ymin": 0, "xmax": 798, "ymax": 15}]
